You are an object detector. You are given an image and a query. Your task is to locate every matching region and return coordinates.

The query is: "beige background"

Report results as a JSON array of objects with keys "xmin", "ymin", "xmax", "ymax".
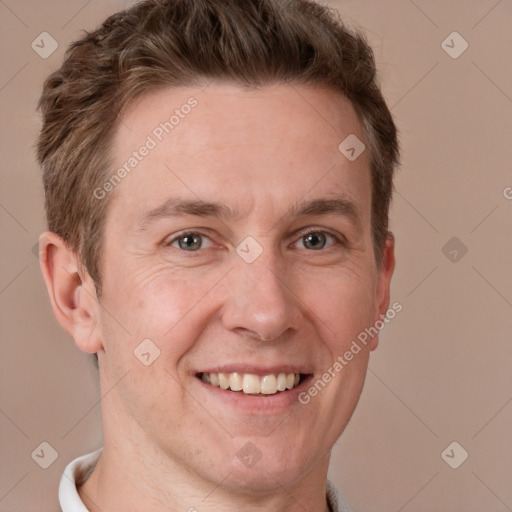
[{"xmin": 1, "ymin": 0, "xmax": 511, "ymax": 511}]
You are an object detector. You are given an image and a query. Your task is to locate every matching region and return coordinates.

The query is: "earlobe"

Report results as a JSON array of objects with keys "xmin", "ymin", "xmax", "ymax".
[
  {"xmin": 39, "ymin": 231, "xmax": 103, "ymax": 354},
  {"xmin": 369, "ymin": 232, "xmax": 396, "ymax": 351}
]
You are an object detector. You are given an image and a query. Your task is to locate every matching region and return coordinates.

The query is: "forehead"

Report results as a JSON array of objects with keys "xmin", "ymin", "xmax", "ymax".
[{"xmin": 107, "ymin": 82, "xmax": 371, "ymax": 228}]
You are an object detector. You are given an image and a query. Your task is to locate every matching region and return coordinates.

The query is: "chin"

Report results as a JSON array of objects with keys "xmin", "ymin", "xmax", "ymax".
[
  {"xmin": 222, "ymin": 439, "xmax": 317, "ymax": 494},
  {"xmin": 223, "ymin": 465, "xmax": 305, "ymax": 495}
]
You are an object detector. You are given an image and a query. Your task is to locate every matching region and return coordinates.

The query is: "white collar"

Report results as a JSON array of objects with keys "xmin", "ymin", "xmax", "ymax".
[
  {"xmin": 59, "ymin": 448, "xmax": 103, "ymax": 511},
  {"xmin": 59, "ymin": 448, "xmax": 351, "ymax": 512}
]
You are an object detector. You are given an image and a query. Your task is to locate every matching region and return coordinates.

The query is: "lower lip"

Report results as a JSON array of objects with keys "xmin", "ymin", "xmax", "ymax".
[{"xmin": 195, "ymin": 375, "xmax": 313, "ymax": 414}]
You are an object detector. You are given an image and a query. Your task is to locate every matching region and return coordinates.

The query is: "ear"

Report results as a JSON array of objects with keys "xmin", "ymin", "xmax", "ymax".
[
  {"xmin": 38, "ymin": 231, "xmax": 103, "ymax": 354},
  {"xmin": 369, "ymin": 232, "xmax": 396, "ymax": 351}
]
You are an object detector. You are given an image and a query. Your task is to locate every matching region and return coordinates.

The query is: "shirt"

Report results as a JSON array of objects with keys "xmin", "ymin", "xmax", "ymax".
[{"xmin": 59, "ymin": 448, "xmax": 352, "ymax": 512}]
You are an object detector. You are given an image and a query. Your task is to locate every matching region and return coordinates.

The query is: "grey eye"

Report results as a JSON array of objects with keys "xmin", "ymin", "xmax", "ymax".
[
  {"xmin": 177, "ymin": 233, "xmax": 203, "ymax": 251},
  {"xmin": 302, "ymin": 232, "xmax": 327, "ymax": 250}
]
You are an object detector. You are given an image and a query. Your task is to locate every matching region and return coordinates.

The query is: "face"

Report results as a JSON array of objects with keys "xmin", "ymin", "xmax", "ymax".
[{"xmin": 92, "ymin": 82, "xmax": 393, "ymax": 492}]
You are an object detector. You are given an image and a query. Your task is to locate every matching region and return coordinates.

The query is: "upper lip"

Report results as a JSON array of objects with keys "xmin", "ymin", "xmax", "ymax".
[{"xmin": 196, "ymin": 365, "xmax": 311, "ymax": 376}]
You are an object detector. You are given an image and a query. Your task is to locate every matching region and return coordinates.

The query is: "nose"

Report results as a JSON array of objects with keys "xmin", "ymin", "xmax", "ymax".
[{"xmin": 220, "ymin": 252, "xmax": 302, "ymax": 342}]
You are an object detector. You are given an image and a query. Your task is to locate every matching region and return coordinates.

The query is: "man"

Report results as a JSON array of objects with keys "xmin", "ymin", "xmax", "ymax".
[{"xmin": 36, "ymin": 0, "xmax": 399, "ymax": 510}]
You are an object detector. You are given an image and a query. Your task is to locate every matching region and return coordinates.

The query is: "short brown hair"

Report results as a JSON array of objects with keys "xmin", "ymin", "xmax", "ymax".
[{"xmin": 37, "ymin": 0, "xmax": 399, "ymax": 296}]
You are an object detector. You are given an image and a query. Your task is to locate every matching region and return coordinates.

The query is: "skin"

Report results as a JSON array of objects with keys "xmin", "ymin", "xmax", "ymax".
[{"xmin": 40, "ymin": 82, "xmax": 395, "ymax": 512}]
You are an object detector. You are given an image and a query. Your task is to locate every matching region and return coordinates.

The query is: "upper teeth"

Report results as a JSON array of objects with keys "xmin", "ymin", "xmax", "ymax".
[{"xmin": 201, "ymin": 372, "xmax": 301, "ymax": 395}]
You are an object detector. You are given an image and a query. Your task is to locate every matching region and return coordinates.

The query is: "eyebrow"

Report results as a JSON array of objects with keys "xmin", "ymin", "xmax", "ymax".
[{"xmin": 136, "ymin": 195, "xmax": 362, "ymax": 232}]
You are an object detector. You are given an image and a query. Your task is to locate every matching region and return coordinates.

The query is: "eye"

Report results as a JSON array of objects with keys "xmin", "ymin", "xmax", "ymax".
[
  {"xmin": 164, "ymin": 228, "xmax": 345, "ymax": 254},
  {"xmin": 294, "ymin": 229, "xmax": 342, "ymax": 251},
  {"xmin": 166, "ymin": 231, "xmax": 214, "ymax": 251}
]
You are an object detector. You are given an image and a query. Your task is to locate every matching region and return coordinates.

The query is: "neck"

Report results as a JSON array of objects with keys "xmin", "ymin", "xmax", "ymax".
[{"xmin": 78, "ymin": 442, "xmax": 332, "ymax": 512}]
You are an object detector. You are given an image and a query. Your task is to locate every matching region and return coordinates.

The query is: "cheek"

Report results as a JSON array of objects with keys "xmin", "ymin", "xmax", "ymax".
[
  {"xmin": 103, "ymin": 259, "xmax": 185, "ymax": 328},
  {"xmin": 299, "ymin": 267, "xmax": 376, "ymax": 343},
  {"xmin": 98, "ymin": 261, "xmax": 224, "ymax": 363}
]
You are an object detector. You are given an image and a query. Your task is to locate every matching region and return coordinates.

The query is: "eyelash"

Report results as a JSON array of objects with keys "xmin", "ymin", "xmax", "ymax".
[{"xmin": 164, "ymin": 228, "xmax": 346, "ymax": 253}]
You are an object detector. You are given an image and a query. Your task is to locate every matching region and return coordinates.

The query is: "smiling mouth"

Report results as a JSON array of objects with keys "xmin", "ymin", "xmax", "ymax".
[{"xmin": 196, "ymin": 372, "xmax": 309, "ymax": 395}]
